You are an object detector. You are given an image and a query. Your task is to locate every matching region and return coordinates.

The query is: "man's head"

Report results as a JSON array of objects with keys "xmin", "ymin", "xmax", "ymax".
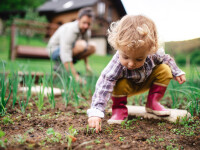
[{"xmin": 77, "ymin": 7, "xmax": 94, "ymax": 34}]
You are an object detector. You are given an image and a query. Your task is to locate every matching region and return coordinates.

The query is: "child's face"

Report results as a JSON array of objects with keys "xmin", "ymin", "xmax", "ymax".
[{"xmin": 118, "ymin": 47, "xmax": 149, "ymax": 70}]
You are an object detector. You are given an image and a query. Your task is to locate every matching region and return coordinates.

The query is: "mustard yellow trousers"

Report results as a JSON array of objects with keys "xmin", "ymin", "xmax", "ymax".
[{"xmin": 112, "ymin": 64, "xmax": 173, "ymax": 97}]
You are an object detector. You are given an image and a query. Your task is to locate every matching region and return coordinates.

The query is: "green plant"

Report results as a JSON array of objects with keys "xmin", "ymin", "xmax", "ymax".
[
  {"xmin": 85, "ymin": 145, "xmax": 93, "ymax": 149},
  {"xmin": 94, "ymin": 139, "xmax": 101, "ymax": 144},
  {"xmin": 26, "ymin": 128, "xmax": 35, "ymax": 134},
  {"xmin": 158, "ymin": 122, "xmax": 166, "ymax": 126},
  {"xmin": 176, "ymin": 116, "xmax": 193, "ymax": 126},
  {"xmin": 168, "ymin": 77, "xmax": 200, "ymax": 116},
  {"xmin": 0, "ymin": 130, "xmax": 6, "ymax": 148},
  {"xmin": 166, "ymin": 144, "xmax": 179, "ymax": 150},
  {"xmin": 146, "ymin": 136, "xmax": 156, "ymax": 144},
  {"xmin": 15, "ymin": 134, "xmax": 26, "ymax": 144},
  {"xmin": 121, "ymin": 119, "xmax": 135, "ymax": 129},
  {"xmin": 190, "ymin": 48, "xmax": 200, "ymax": 65},
  {"xmin": 0, "ymin": 60, "xmax": 12, "ymax": 115},
  {"xmin": 158, "ymin": 137, "xmax": 165, "ymax": 142},
  {"xmin": 2, "ymin": 116, "xmax": 13, "ymax": 125},
  {"xmin": 65, "ymin": 125, "xmax": 78, "ymax": 150},
  {"xmin": 85, "ymin": 125, "xmax": 90, "ymax": 135},
  {"xmin": 52, "ymin": 64, "xmax": 70, "ymax": 106},
  {"xmin": 11, "ymin": 72, "xmax": 19, "ymax": 108},
  {"xmin": 35, "ymin": 76, "xmax": 46, "ymax": 112},
  {"xmin": 18, "ymin": 72, "xmax": 35, "ymax": 113},
  {"xmin": 46, "ymin": 128, "xmax": 62, "ymax": 143},
  {"xmin": 175, "ymin": 54, "xmax": 186, "ymax": 66},
  {"xmin": 105, "ymin": 126, "xmax": 114, "ymax": 135},
  {"xmin": 47, "ymin": 56, "xmax": 55, "ymax": 109},
  {"xmin": 119, "ymin": 136, "xmax": 125, "ymax": 141},
  {"xmin": 27, "ymin": 113, "xmax": 31, "ymax": 119},
  {"xmin": 24, "ymin": 9, "xmax": 47, "ymax": 23}
]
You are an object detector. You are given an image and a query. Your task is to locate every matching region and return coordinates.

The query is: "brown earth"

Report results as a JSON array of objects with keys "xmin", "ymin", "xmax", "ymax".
[{"xmin": 0, "ymin": 95, "xmax": 200, "ymax": 150}]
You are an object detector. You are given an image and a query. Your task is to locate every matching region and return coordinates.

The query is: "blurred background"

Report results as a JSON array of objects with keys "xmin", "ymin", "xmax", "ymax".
[{"xmin": 0, "ymin": 0, "xmax": 200, "ymax": 73}]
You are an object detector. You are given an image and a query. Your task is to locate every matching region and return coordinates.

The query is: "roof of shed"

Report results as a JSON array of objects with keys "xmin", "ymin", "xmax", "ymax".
[{"xmin": 38, "ymin": 0, "xmax": 98, "ymax": 13}]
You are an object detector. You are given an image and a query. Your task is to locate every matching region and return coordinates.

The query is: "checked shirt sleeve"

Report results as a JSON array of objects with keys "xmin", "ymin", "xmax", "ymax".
[
  {"xmin": 155, "ymin": 48, "xmax": 185, "ymax": 77},
  {"xmin": 87, "ymin": 53, "xmax": 123, "ymax": 118}
]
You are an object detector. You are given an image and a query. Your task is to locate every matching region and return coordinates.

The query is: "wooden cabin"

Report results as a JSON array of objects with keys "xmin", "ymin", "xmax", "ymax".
[{"xmin": 37, "ymin": 0, "xmax": 126, "ymax": 55}]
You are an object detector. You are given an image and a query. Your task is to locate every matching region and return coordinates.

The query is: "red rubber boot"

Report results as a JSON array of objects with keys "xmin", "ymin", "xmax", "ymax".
[
  {"xmin": 107, "ymin": 96, "xmax": 128, "ymax": 124},
  {"xmin": 145, "ymin": 84, "xmax": 171, "ymax": 116}
]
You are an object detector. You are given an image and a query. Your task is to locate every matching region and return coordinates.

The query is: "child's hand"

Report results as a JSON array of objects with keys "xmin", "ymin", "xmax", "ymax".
[
  {"xmin": 88, "ymin": 117, "xmax": 102, "ymax": 133},
  {"xmin": 175, "ymin": 74, "xmax": 186, "ymax": 84}
]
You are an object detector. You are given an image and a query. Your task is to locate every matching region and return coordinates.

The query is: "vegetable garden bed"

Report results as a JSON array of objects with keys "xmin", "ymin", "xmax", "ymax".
[
  {"xmin": 0, "ymin": 62, "xmax": 200, "ymax": 149},
  {"xmin": 0, "ymin": 97, "xmax": 199, "ymax": 150}
]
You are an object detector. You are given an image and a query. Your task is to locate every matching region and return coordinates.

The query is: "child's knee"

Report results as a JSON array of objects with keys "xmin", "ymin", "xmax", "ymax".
[
  {"xmin": 153, "ymin": 64, "xmax": 173, "ymax": 85},
  {"xmin": 159, "ymin": 64, "xmax": 173, "ymax": 78}
]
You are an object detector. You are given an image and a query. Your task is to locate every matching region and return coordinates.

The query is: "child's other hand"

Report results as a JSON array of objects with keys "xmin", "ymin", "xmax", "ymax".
[
  {"xmin": 88, "ymin": 117, "xmax": 102, "ymax": 133},
  {"xmin": 175, "ymin": 74, "xmax": 186, "ymax": 84}
]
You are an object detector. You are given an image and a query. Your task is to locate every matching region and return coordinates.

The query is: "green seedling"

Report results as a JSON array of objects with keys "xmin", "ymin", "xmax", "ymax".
[
  {"xmin": 51, "ymin": 71, "xmax": 66, "ymax": 106},
  {"xmin": 86, "ymin": 124, "xmax": 89, "ymax": 135},
  {"xmin": 35, "ymin": 76, "xmax": 46, "ymax": 112},
  {"xmin": 158, "ymin": 137, "xmax": 165, "ymax": 142},
  {"xmin": 119, "ymin": 136, "xmax": 125, "ymax": 141},
  {"xmin": 85, "ymin": 145, "xmax": 93, "ymax": 149},
  {"xmin": 2, "ymin": 116, "xmax": 13, "ymax": 125},
  {"xmin": 14, "ymin": 134, "xmax": 26, "ymax": 145},
  {"xmin": 58, "ymin": 68, "xmax": 73, "ymax": 107},
  {"xmin": 15, "ymin": 71, "xmax": 35, "ymax": 113},
  {"xmin": 85, "ymin": 125, "xmax": 95, "ymax": 135},
  {"xmin": 146, "ymin": 136, "xmax": 156, "ymax": 144},
  {"xmin": 47, "ymin": 58, "xmax": 55, "ymax": 109},
  {"xmin": 27, "ymin": 113, "xmax": 31, "ymax": 119},
  {"xmin": 121, "ymin": 119, "xmax": 135, "ymax": 129},
  {"xmin": 65, "ymin": 125, "xmax": 78, "ymax": 150},
  {"xmin": 94, "ymin": 139, "xmax": 101, "ymax": 144},
  {"xmin": 105, "ymin": 126, "xmax": 114, "ymax": 135},
  {"xmin": 12, "ymin": 72, "xmax": 19, "ymax": 108},
  {"xmin": 158, "ymin": 122, "xmax": 166, "ymax": 126},
  {"xmin": 26, "ymin": 128, "xmax": 35, "ymax": 135},
  {"xmin": 167, "ymin": 68, "xmax": 200, "ymax": 116},
  {"xmin": 0, "ymin": 60, "xmax": 12, "ymax": 115},
  {"xmin": 46, "ymin": 128, "xmax": 62, "ymax": 143},
  {"xmin": 23, "ymin": 72, "xmax": 35, "ymax": 113},
  {"xmin": 0, "ymin": 130, "xmax": 6, "ymax": 148},
  {"xmin": 166, "ymin": 144, "xmax": 179, "ymax": 150}
]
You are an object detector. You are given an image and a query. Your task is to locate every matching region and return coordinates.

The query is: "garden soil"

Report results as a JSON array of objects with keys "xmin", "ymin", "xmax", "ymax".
[{"xmin": 0, "ymin": 96, "xmax": 200, "ymax": 150}]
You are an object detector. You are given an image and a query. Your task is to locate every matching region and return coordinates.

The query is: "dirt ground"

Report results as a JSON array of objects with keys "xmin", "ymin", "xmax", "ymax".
[{"xmin": 0, "ymin": 96, "xmax": 200, "ymax": 150}]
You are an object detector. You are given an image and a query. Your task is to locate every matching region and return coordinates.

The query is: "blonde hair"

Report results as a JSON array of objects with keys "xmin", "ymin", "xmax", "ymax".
[{"xmin": 107, "ymin": 15, "xmax": 158, "ymax": 54}]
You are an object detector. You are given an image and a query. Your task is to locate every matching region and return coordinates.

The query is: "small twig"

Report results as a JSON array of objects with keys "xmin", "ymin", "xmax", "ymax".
[{"xmin": 73, "ymin": 140, "xmax": 94, "ymax": 150}]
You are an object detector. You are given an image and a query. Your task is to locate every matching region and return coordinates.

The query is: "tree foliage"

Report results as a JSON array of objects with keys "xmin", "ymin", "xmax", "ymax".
[{"xmin": 0, "ymin": 0, "xmax": 46, "ymax": 12}]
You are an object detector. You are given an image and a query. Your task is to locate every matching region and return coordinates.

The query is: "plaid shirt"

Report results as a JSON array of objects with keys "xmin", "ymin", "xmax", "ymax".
[{"xmin": 87, "ymin": 48, "xmax": 185, "ymax": 118}]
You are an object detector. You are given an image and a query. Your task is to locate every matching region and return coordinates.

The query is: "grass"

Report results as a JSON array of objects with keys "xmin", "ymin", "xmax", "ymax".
[{"xmin": 0, "ymin": 35, "xmax": 112, "ymax": 74}]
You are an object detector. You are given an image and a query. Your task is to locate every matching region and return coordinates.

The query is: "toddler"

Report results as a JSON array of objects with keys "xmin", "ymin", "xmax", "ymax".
[{"xmin": 87, "ymin": 15, "xmax": 186, "ymax": 133}]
